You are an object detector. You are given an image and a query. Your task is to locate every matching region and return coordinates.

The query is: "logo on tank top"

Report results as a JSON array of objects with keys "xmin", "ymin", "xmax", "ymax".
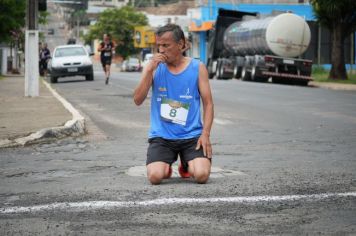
[
  {"xmin": 179, "ymin": 88, "xmax": 193, "ymax": 99},
  {"xmin": 158, "ymin": 87, "xmax": 167, "ymax": 92}
]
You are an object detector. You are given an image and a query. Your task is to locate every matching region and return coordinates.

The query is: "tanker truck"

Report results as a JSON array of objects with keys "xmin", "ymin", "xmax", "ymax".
[{"xmin": 207, "ymin": 9, "xmax": 313, "ymax": 85}]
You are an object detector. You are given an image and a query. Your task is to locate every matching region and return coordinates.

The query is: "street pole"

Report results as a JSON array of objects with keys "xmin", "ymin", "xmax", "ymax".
[
  {"xmin": 351, "ymin": 32, "xmax": 354, "ymax": 75},
  {"xmin": 76, "ymin": 16, "xmax": 80, "ymax": 40},
  {"xmin": 317, "ymin": 24, "xmax": 321, "ymax": 66},
  {"xmin": 25, "ymin": 0, "xmax": 39, "ymax": 97}
]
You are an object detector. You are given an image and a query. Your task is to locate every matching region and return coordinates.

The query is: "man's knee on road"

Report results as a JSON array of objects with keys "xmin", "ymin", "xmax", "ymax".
[
  {"xmin": 188, "ymin": 158, "xmax": 211, "ymax": 184},
  {"xmin": 194, "ymin": 169, "xmax": 210, "ymax": 184},
  {"xmin": 147, "ymin": 162, "xmax": 169, "ymax": 185}
]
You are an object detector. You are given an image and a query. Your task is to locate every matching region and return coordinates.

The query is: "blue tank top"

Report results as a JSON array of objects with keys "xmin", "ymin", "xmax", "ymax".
[{"xmin": 149, "ymin": 58, "xmax": 203, "ymax": 139}]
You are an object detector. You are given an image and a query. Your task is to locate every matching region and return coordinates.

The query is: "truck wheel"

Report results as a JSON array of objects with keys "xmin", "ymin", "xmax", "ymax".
[
  {"xmin": 250, "ymin": 66, "xmax": 256, "ymax": 81},
  {"xmin": 217, "ymin": 62, "xmax": 226, "ymax": 80},
  {"xmin": 50, "ymin": 76, "xmax": 58, "ymax": 83},
  {"xmin": 219, "ymin": 64, "xmax": 226, "ymax": 79},
  {"xmin": 233, "ymin": 65, "xmax": 241, "ymax": 79},
  {"xmin": 207, "ymin": 60, "xmax": 215, "ymax": 79},
  {"xmin": 216, "ymin": 63, "xmax": 221, "ymax": 79},
  {"xmin": 241, "ymin": 67, "xmax": 251, "ymax": 81},
  {"xmin": 215, "ymin": 60, "xmax": 222, "ymax": 79}
]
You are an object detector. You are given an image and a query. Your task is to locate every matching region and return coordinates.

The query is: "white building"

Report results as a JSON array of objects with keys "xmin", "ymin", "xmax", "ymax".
[{"xmin": 88, "ymin": 0, "xmax": 129, "ymax": 8}]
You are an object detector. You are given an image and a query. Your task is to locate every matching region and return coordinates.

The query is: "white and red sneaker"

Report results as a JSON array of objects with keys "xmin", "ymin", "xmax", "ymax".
[{"xmin": 178, "ymin": 160, "xmax": 191, "ymax": 178}]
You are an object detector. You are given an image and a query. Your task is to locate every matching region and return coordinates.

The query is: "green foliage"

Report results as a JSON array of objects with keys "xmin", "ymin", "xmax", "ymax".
[
  {"xmin": 39, "ymin": 11, "xmax": 49, "ymax": 25},
  {"xmin": 313, "ymin": 69, "xmax": 356, "ymax": 84},
  {"xmin": 310, "ymin": 0, "xmax": 356, "ymax": 80},
  {"xmin": 38, "ymin": 10, "xmax": 49, "ymax": 42},
  {"xmin": 70, "ymin": 10, "xmax": 89, "ymax": 28},
  {"xmin": 310, "ymin": 0, "xmax": 356, "ymax": 35},
  {"xmin": 312, "ymin": 65, "xmax": 327, "ymax": 74},
  {"xmin": 84, "ymin": 6, "xmax": 148, "ymax": 59},
  {"xmin": 0, "ymin": 0, "xmax": 26, "ymax": 43}
]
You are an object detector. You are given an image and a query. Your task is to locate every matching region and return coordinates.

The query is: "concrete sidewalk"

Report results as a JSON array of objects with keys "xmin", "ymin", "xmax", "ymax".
[
  {"xmin": 0, "ymin": 75, "xmax": 85, "ymax": 148},
  {"xmin": 309, "ymin": 81, "xmax": 356, "ymax": 91}
]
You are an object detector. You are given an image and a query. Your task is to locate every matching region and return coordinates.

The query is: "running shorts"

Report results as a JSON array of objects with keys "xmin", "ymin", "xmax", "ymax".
[{"xmin": 146, "ymin": 137, "xmax": 209, "ymax": 165}]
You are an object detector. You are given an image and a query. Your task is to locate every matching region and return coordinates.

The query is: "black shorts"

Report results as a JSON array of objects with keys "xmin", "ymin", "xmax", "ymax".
[
  {"xmin": 40, "ymin": 60, "xmax": 48, "ymax": 70},
  {"xmin": 101, "ymin": 57, "xmax": 112, "ymax": 66},
  {"xmin": 146, "ymin": 137, "xmax": 208, "ymax": 165}
]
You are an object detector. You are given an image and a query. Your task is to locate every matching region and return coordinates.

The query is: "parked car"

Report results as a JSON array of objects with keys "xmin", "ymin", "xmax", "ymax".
[
  {"xmin": 142, "ymin": 53, "xmax": 153, "ymax": 69},
  {"xmin": 121, "ymin": 57, "xmax": 142, "ymax": 72},
  {"xmin": 48, "ymin": 45, "xmax": 94, "ymax": 83}
]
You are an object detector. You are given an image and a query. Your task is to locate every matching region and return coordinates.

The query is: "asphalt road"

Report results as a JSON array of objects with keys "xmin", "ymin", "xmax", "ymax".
[
  {"xmin": 1, "ymin": 2, "xmax": 356, "ymax": 234},
  {"xmin": 1, "ymin": 68, "xmax": 356, "ymax": 235}
]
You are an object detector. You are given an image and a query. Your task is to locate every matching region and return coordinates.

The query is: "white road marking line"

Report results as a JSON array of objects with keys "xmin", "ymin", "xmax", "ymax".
[
  {"xmin": 214, "ymin": 118, "xmax": 233, "ymax": 125},
  {"xmin": 1, "ymin": 192, "xmax": 356, "ymax": 214}
]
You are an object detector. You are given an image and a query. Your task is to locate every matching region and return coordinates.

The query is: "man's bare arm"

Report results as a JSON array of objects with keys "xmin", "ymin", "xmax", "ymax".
[
  {"xmin": 133, "ymin": 53, "xmax": 167, "ymax": 106},
  {"xmin": 133, "ymin": 66, "xmax": 155, "ymax": 106},
  {"xmin": 196, "ymin": 62, "xmax": 214, "ymax": 158}
]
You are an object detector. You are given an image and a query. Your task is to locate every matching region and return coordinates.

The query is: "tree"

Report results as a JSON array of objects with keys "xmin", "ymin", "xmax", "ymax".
[
  {"xmin": 84, "ymin": 6, "xmax": 148, "ymax": 59},
  {"xmin": 0, "ymin": 0, "xmax": 26, "ymax": 43},
  {"xmin": 310, "ymin": 0, "xmax": 356, "ymax": 80}
]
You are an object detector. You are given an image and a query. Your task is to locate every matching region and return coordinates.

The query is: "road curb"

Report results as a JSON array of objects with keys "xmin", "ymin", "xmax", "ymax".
[
  {"xmin": 0, "ymin": 79, "xmax": 86, "ymax": 148},
  {"xmin": 309, "ymin": 81, "xmax": 356, "ymax": 91}
]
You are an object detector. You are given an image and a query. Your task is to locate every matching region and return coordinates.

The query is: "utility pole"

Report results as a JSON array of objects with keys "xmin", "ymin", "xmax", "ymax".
[
  {"xmin": 25, "ymin": 0, "xmax": 39, "ymax": 97},
  {"xmin": 76, "ymin": 15, "xmax": 80, "ymax": 40}
]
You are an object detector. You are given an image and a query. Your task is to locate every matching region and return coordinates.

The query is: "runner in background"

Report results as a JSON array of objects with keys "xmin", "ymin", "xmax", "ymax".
[{"xmin": 98, "ymin": 34, "xmax": 115, "ymax": 85}]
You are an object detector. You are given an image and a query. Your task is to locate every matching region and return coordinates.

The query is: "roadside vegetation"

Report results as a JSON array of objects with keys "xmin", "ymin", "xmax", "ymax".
[
  {"xmin": 310, "ymin": 0, "xmax": 356, "ymax": 80},
  {"xmin": 312, "ymin": 65, "xmax": 356, "ymax": 84},
  {"xmin": 84, "ymin": 6, "xmax": 148, "ymax": 59}
]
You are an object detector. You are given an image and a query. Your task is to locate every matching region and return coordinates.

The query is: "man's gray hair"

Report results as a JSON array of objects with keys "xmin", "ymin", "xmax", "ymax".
[{"xmin": 155, "ymin": 24, "xmax": 185, "ymax": 44}]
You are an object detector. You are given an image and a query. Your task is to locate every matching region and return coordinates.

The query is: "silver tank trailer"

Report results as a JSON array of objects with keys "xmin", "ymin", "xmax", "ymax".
[{"xmin": 223, "ymin": 13, "xmax": 311, "ymax": 58}]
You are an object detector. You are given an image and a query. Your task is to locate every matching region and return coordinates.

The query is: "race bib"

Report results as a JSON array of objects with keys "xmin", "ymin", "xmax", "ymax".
[
  {"xmin": 160, "ymin": 98, "xmax": 190, "ymax": 126},
  {"xmin": 104, "ymin": 52, "xmax": 111, "ymax": 57}
]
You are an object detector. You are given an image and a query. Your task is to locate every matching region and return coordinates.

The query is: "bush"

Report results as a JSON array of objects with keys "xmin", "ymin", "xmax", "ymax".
[{"xmin": 312, "ymin": 65, "xmax": 328, "ymax": 74}]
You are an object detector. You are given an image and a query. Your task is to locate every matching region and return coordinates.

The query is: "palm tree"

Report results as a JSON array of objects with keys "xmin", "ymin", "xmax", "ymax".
[{"xmin": 310, "ymin": 0, "xmax": 356, "ymax": 80}]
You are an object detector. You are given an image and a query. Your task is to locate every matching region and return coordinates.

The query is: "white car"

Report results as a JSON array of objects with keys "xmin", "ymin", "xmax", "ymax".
[
  {"xmin": 48, "ymin": 44, "xmax": 94, "ymax": 83},
  {"xmin": 142, "ymin": 53, "xmax": 153, "ymax": 69},
  {"xmin": 121, "ymin": 57, "xmax": 142, "ymax": 72}
]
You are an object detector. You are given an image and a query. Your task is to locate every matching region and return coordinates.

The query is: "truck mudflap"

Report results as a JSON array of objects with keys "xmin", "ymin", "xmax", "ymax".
[{"xmin": 262, "ymin": 71, "xmax": 313, "ymax": 81}]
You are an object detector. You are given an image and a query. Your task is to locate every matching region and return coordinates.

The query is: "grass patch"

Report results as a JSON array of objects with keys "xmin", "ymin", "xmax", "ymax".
[{"xmin": 312, "ymin": 66, "xmax": 356, "ymax": 84}]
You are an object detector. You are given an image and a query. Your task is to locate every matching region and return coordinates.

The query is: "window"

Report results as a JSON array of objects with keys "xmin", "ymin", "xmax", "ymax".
[{"xmin": 55, "ymin": 47, "xmax": 87, "ymax": 57}]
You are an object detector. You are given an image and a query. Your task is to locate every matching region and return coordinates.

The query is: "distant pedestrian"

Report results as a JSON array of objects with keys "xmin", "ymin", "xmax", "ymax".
[
  {"xmin": 39, "ymin": 43, "xmax": 51, "ymax": 77},
  {"xmin": 38, "ymin": 42, "xmax": 42, "ymax": 75},
  {"xmin": 133, "ymin": 24, "xmax": 214, "ymax": 185},
  {"xmin": 98, "ymin": 33, "xmax": 115, "ymax": 85}
]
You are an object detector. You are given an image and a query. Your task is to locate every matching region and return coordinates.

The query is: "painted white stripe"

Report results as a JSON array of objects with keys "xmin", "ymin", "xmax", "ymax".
[
  {"xmin": 214, "ymin": 118, "xmax": 233, "ymax": 125},
  {"xmin": 1, "ymin": 192, "xmax": 356, "ymax": 214},
  {"xmin": 42, "ymin": 80, "xmax": 84, "ymax": 121}
]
